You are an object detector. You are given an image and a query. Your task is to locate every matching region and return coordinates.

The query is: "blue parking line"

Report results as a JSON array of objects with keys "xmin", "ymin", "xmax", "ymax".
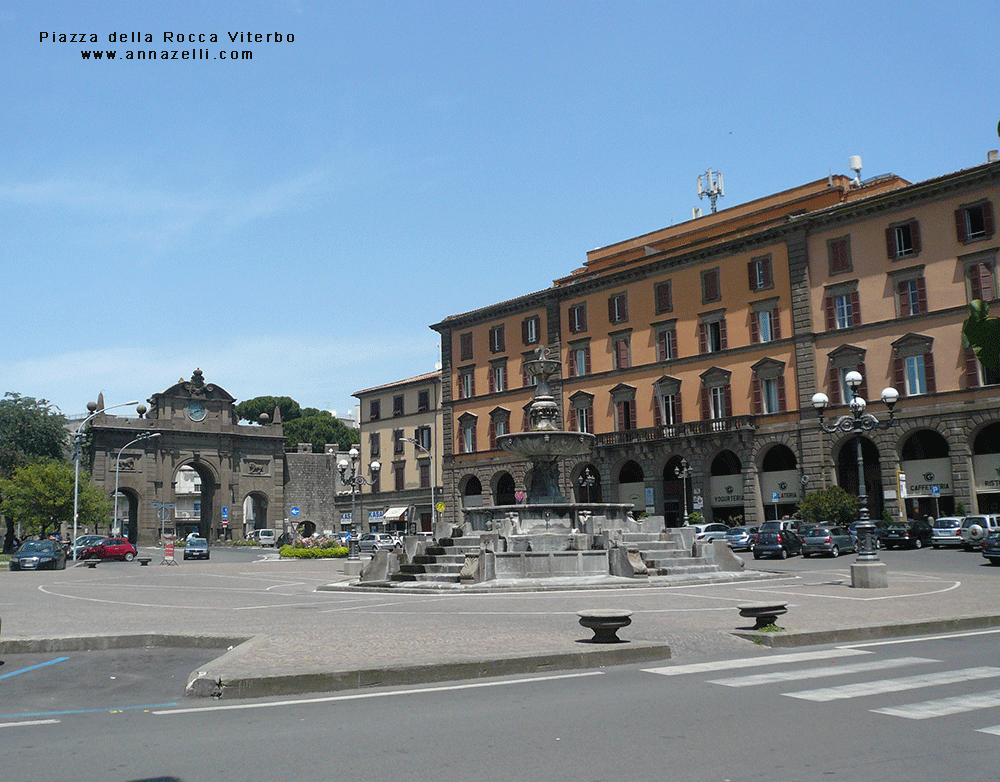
[
  {"xmin": 0, "ymin": 702, "xmax": 180, "ymax": 719},
  {"xmin": 0, "ymin": 656, "xmax": 70, "ymax": 681}
]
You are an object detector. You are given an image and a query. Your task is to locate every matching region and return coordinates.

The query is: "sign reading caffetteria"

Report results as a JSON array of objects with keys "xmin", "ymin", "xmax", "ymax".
[{"xmin": 900, "ymin": 458, "xmax": 953, "ymax": 497}]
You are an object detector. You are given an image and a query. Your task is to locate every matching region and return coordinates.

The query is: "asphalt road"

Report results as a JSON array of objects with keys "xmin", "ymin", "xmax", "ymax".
[{"xmin": 3, "ymin": 629, "xmax": 998, "ymax": 782}]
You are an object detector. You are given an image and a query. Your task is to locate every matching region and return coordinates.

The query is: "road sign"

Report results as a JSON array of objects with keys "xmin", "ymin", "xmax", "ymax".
[
  {"xmin": 152, "ymin": 502, "xmax": 175, "ymax": 508},
  {"xmin": 931, "ymin": 485, "xmax": 941, "ymax": 497},
  {"xmin": 771, "ymin": 492, "xmax": 780, "ymax": 503},
  {"xmin": 222, "ymin": 506, "xmax": 229, "ymax": 520},
  {"xmin": 435, "ymin": 501, "xmax": 445, "ymax": 513},
  {"xmin": 290, "ymin": 507, "xmax": 300, "ymax": 516},
  {"xmin": 157, "ymin": 507, "xmax": 170, "ymax": 521}
]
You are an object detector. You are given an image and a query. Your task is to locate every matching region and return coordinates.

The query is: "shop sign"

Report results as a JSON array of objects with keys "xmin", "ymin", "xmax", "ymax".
[
  {"xmin": 973, "ymin": 454, "xmax": 1000, "ymax": 493},
  {"xmin": 709, "ymin": 476, "xmax": 743, "ymax": 507},
  {"xmin": 759, "ymin": 470, "xmax": 803, "ymax": 502},
  {"xmin": 900, "ymin": 458, "xmax": 953, "ymax": 497}
]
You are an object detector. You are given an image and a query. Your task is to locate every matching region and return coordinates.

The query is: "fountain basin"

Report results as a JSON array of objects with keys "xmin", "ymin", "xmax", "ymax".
[{"xmin": 496, "ymin": 431, "xmax": 595, "ymax": 458}]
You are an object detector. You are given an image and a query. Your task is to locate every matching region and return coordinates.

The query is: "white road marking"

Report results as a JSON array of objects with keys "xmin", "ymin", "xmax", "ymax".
[
  {"xmin": 707, "ymin": 657, "xmax": 938, "ymax": 687},
  {"xmin": 643, "ymin": 648, "xmax": 870, "ymax": 677},
  {"xmin": 785, "ymin": 666, "xmax": 1000, "ymax": 702},
  {"xmin": 839, "ymin": 627, "xmax": 1000, "ymax": 649},
  {"xmin": 873, "ymin": 689, "xmax": 1000, "ymax": 720},
  {"xmin": 0, "ymin": 719, "xmax": 60, "ymax": 729},
  {"xmin": 153, "ymin": 670, "xmax": 605, "ymax": 715},
  {"xmin": 976, "ymin": 724, "xmax": 1000, "ymax": 736}
]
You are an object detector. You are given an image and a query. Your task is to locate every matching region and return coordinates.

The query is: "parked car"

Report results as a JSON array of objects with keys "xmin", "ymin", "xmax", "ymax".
[
  {"xmin": 71, "ymin": 534, "xmax": 106, "ymax": 559},
  {"xmin": 801, "ymin": 525, "xmax": 857, "ymax": 557},
  {"xmin": 960, "ymin": 515, "xmax": 1000, "ymax": 550},
  {"xmin": 796, "ymin": 524, "xmax": 819, "ymax": 543},
  {"xmin": 724, "ymin": 526, "xmax": 757, "ymax": 551},
  {"xmin": 183, "ymin": 537, "xmax": 210, "ymax": 560},
  {"xmin": 752, "ymin": 529, "xmax": 802, "ymax": 560},
  {"xmin": 930, "ymin": 516, "xmax": 964, "ymax": 548},
  {"xmin": 848, "ymin": 521, "xmax": 887, "ymax": 548},
  {"xmin": 693, "ymin": 523, "xmax": 730, "ymax": 542},
  {"xmin": 883, "ymin": 519, "xmax": 934, "ymax": 549},
  {"xmin": 981, "ymin": 531, "xmax": 1000, "ymax": 565},
  {"xmin": 9, "ymin": 540, "xmax": 67, "ymax": 570},
  {"xmin": 359, "ymin": 533, "xmax": 399, "ymax": 552},
  {"xmin": 78, "ymin": 537, "xmax": 137, "ymax": 562}
]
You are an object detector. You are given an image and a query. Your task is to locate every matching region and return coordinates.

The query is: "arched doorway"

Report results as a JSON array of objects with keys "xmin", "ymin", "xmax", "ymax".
[
  {"xmin": 111, "ymin": 488, "xmax": 140, "ymax": 542},
  {"xmin": 173, "ymin": 463, "xmax": 215, "ymax": 540},
  {"xmin": 709, "ymin": 451, "xmax": 743, "ymax": 524},
  {"xmin": 759, "ymin": 445, "xmax": 800, "ymax": 521},
  {"xmin": 900, "ymin": 430, "xmax": 952, "ymax": 519},
  {"xmin": 243, "ymin": 492, "xmax": 269, "ymax": 539},
  {"xmin": 662, "ymin": 457, "xmax": 690, "ymax": 528},
  {"xmin": 494, "ymin": 472, "xmax": 516, "ymax": 506},
  {"xmin": 461, "ymin": 475, "xmax": 483, "ymax": 509},
  {"xmin": 972, "ymin": 422, "xmax": 1000, "ymax": 513},
  {"xmin": 835, "ymin": 436, "xmax": 883, "ymax": 521},
  {"xmin": 617, "ymin": 461, "xmax": 645, "ymax": 513}
]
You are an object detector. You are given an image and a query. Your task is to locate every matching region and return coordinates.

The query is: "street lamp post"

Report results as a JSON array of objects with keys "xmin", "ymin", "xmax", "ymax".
[
  {"xmin": 337, "ymin": 447, "xmax": 380, "ymax": 560},
  {"xmin": 578, "ymin": 466, "xmax": 597, "ymax": 503},
  {"xmin": 72, "ymin": 399, "xmax": 139, "ymax": 560},
  {"xmin": 113, "ymin": 432, "xmax": 161, "ymax": 537},
  {"xmin": 675, "ymin": 458, "xmax": 693, "ymax": 526},
  {"xmin": 405, "ymin": 436, "xmax": 436, "ymax": 535},
  {"xmin": 812, "ymin": 371, "xmax": 898, "ymax": 586}
]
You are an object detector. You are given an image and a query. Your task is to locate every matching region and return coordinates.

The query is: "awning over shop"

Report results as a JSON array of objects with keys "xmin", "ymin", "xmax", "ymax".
[{"xmin": 383, "ymin": 507, "xmax": 409, "ymax": 522}]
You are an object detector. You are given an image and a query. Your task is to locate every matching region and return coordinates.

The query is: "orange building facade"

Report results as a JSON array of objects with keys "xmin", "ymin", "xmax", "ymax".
[{"xmin": 431, "ymin": 157, "xmax": 1000, "ymax": 528}]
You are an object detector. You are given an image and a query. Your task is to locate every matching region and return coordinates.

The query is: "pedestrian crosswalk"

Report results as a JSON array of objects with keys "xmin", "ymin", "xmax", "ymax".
[{"xmin": 643, "ymin": 648, "xmax": 1000, "ymax": 736}]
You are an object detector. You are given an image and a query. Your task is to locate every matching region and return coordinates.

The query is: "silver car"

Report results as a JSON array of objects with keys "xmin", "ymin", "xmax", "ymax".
[
  {"xmin": 930, "ymin": 517, "xmax": 963, "ymax": 548},
  {"xmin": 724, "ymin": 526, "xmax": 757, "ymax": 551},
  {"xmin": 801, "ymin": 526, "xmax": 857, "ymax": 558},
  {"xmin": 960, "ymin": 515, "xmax": 1000, "ymax": 550}
]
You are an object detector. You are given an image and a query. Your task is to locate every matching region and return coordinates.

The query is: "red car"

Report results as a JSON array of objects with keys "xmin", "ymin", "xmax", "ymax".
[{"xmin": 79, "ymin": 537, "xmax": 137, "ymax": 562}]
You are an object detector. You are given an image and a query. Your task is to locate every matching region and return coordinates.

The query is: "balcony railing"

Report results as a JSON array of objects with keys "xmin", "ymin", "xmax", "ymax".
[{"xmin": 594, "ymin": 416, "xmax": 756, "ymax": 447}]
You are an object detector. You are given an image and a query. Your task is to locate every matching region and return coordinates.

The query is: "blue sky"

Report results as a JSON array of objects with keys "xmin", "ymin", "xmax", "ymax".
[{"xmin": 3, "ymin": 1, "xmax": 997, "ymax": 420}]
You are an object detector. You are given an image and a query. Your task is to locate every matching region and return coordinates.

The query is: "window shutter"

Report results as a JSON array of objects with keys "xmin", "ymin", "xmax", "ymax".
[
  {"xmin": 748, "ymin": 261, "xmax": 757, "ymax": 290},
  {"xmin": 653, "ymin": 396, "xmax": 662, "ymax": 427},
  {"xmin": 850, "ymin": 290, "xmax": 861, "ymax": 326},
  {"xmin": 580, "ymin": 308, "xmax": 587, "ymax": 332},
  {"xmin": 471, "ymin": 426, "xmax": 477, "ymax": 452},
  {"xmin": 669, "ymin": 330, "xmax": 678, "ymax": 359},
  {"xmin": 522, "ymin": 319, "xmax": 529, "ymax": 345},
  {"xmin": 488, "ymin": 367, "xmax": 495, "ymax": 394},
  {"xmin": 585, "ymin": 407, "xmax": 594, "ymax": 434},
  {"xmin": 608, "ymin": 297, "xmax": 616, "ymax": 324},
  {"xmin": 763, "ymin": 259, "xmax": 773, "ymax": 288},
  {"xmin": 566, "ymin": 350, "xmax": 575, "ymax": 376},
  {"xmin": 749, "ymin": 312, "xmax": 760, "ymax": 344},
  {"xmin": 777, "ymin": 375, "xmax": 787, "ymax": 412},
  {"xmin": 522, "ymin": 365, "xmax": 529, "ymax": 387},
  {"xmin": 965, "ymin": 348, "xmax": 981, "ymax": 388},
  {"xmin": 751, "ymin": 378, "xmax": 762, "ymax": 414},
  {"xmin": 698, "ymin": 323, "xmax": 707, "ymax": 354},
  {"xmin": 955, "ymin": 208, "xmax": 968, "ymax": 242},
  {"xmin": 724, "ymin": 384, "xmax": 732, "ymax": 417},
  {"xmin": 720, "ymin": 319, "xmax": 728, "ymax": 350},
  {"xmin": 858, "ymin": 363, "xmax": 869, "ymax": 401},
  {"xmin": 885, "ymin": 227, "xmax": 896, "ymax": 259},
  {"xmin": 924, "ymin": 353, "xmax": 936, "ymax": 394},
  {"xmin": 828, "ymin": 365, "xmax": 842, "ymax": 405},
  {"xmin": 984, "ymin": 201, "xmax": 996, "ymax": 238},
  {"xmin": 584, "ymin": 346, "xmax": 591, "ymax": 374},
  {"xmin": 628, "ymin": 401, "xmax": 637, "ymax": 430},
  {"xmin": 502, "ymin": 365, "xmax": 508, "ymax": 389},
  {"xmin": 772, "ymin": 307, "xmax": 782, "ymax": 340},
  {"xmin": 894, "ymin": 357, "xmax": 906, "ymax": 396},
  {"xmin": 700, "ymin": 387, "xmax": 710, "ymax": 420},
  {"xmin": 910, "ymin": 220, "xmax": 922, "ymax": 254},
  {"xmin": 489, "ymin": 420, "xmax": 497, "ymax": 450},
  {"xmin": 898, "ymin": 281, "xmax": 911, "ymax": 316},
  {"xmin": 674, "ymin": 392, "xmax": 682, "ymax": 424},
  {"xmin": 915, "ymin": 277, "xmax": 927, "ymax": 314}
]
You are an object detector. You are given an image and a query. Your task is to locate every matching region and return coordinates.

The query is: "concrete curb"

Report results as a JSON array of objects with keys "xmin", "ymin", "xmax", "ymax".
[
  {"xmin": 0, "ymin": 633, "xmax": 247, "ymax": 654},
  {"xmin": 733, "ymin": 613, "xmax": 1000, "ymax": 647},
  {"xmin": 186, "ymin": 640, "xmax": 673, "ymax": 700}
]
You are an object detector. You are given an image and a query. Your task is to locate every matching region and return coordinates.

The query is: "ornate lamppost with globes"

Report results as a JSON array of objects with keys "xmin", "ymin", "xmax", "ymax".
[
  {"xmin": 812, "ymin": 370, "xmax": 898, "ymax": 588},
  {"xmin": 337, "ymin": 447, "xmax": 381, "ymax": 560}
]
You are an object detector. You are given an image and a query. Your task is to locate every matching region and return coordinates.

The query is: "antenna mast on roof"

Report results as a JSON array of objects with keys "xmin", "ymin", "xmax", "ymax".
[{"xmin": 697, "ymin": 169, "xmax": 725, "ymax": 213}]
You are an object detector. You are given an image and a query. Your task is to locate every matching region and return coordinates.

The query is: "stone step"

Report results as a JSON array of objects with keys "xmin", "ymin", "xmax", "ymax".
[
  {"xmin": 650, "ymin": 563, "xmax": 721, "ymax": 576},
  {"xmin": 641, "ymin": 551, "xmax": 705, "ymax": 565},
  {"xmin": 399, "ymin": 562, "xmax": 464, "ymax": 576},
  {"xmin": 390, "ymin": 571, "xmax": 460, "ymax": 583},
  {"xmin": 643, "ymin": 553, "xmax": 714, "ymax": 567}
]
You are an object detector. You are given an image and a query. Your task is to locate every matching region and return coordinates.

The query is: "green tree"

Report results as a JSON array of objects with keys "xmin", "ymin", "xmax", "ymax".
[
  {"xmin": 0, "ymin": 393, "xmax": 68, "ymax": 551},
  {"xmin": 962, "ymin": 299, "xmax": 1000, "ymax": 371},
  {"xmin": 0, "ymin": 459, "xmax": 111, "ymax": 540},
  {"xmin": 283, "ymin": 411, "xmax": 360, "ymax": 453},
  {"xmin": 796, "ymin": 486, "xmax": 859, "ymax": 526},
  {"xmin": 234, "ymin": 396, "xmax": 302, "ymax": 423}
]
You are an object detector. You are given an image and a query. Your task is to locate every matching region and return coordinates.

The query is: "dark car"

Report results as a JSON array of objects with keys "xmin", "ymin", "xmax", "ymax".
[
  {"xmin": 752, "ymin": 529, "xmax": 801, "ymax": 560},
  {"xmin": 801, "ymin": 525, "xmax": 857, "ymax": 557},
  {"xmin": 79, "ymin": 537, "xmax": 137, "ymax": 562},
  {"xmin": 883, "ymin": 520, "xmax": 934, "ymax": 549},
  {"xmin": 849, "ymin": 521, "xmax": 887, "ymax": 549},
  {"xmin": 10, "ymin": 540, "xmax": 67, "ymax": 570},
  {"xmin": 981, "ymin": 531, "xmax": 1000, "ymax": 565},
  {"xmin": 183, "ymin": 537, "xmax": 210, "ymax": 560}
]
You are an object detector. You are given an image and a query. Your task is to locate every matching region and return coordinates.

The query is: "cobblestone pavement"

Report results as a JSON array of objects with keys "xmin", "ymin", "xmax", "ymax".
[{"xmin": 1, "ymin": 551, "xmax": 996, "ymax": 699}]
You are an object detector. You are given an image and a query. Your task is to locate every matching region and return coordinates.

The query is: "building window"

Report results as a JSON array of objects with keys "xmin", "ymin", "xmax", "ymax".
[
  {"xmin": 709, "ymin": 386, "xmax": 727, "ymax": 419},
  {"xmin": 459, "ymin": 368, "xmax": 475, "ymax": 399},
  {"xmin": 522, "ymin": 315, "xmax": 540, "ymax": 345},
  {"xmin": 654, "ymin": 280, "xmax": 673, "ymax": 314},
  {"xmin": 751, "ymin": 361, "xmax": 787, "ymax": 415},
  {"xmin": 886, "ymin": 220, "xmax": 921, "ymax": 259},
  {"xmin": 956, "ymin": 200, "xmax": 995, "ymax": 244},
  {"xmin": 966, "ymin": 348, "xmax": 1000, "ymax": 388},
  {"xmin": 615, "ymin": 399, "xmax": 636, "ymax": 431},
  {"xmin": 825, "ymin": 288, "xmax": 860, "ymax": 330},
  {"xmin": 575, "ymin": 405, "xmax": 594, "ymax": 433},
  {"xmin": 904, "ymin": 356, "xmax": 928, "ymax": 396},
  {"xmin": 748, "ymin": 255, "xmax": 773, "ymax": 291},
  {"xmin": 700, "ymin": 370, "xmax": 732, "ymax": 423},
  {"xmin": 369, "ymin": 399, "xmax": 381, "ymax": 421},
  {"xmin": 608, "ymin": 293, "xmax": 628, "ymax": 324},
  {"xmin": 417, "ymin": 389, "xmax": 430, "ymax": 412},
  {"xmin": 701, "ymin": 268, "xmax": 721, "ymax": 303},
  {"xmin": 459, "ymin": 332, "xmax": 473, "ymax": 361},
  {"xmin": 394, "ymin": 462, "xmax": 405, "ymax": 492},
  {"xmin": 369, "ymin": 432, "xmax": 380, "ymax": 458},
  {"xmin": 567, "ymin": 343, "xmax": 591, "ymax": 377},
  {"xmin": 569, "ymin": 392, "xmax": 594, "ymax": 434},
  {"xmin": 458, "ymin": 417, "xmax": 477, "ymax": 454},
  {"xmin": 489, "ymin": 361, "xmax": 507, "ymax": 394},
  {"xmin": 897, "ymin": 277, "xmax": 927, "ymax": 316},
  {"xmin": 660, "ymin": 393, "xmax": 679, "ymax": 425},
  {"xmin": 612, "ymin": 334, "xmax": 631, "ymax": 370},
  {"xmin": 656, "ymin": 327, "xmax": 677, "ymax": 362},
  {"xmin": 488, "ymin": 409, "xmax": 510, "ymax": 450},
  {"xmin": 968, "ymin": 261, "xmax": 996, "ymax": 302},
  {"xmin": 489, "ymin": 325, "xmax": 505, "ymax": 353},
  {"xmin": 419, "ymin": 461, "xmax": 430, "ymax": 489},
  {"xmin": 892, "ymin": 335, "xmax": 936, "ymax": 398},
  {"xmin": 699, "ymin": 317, "xmax": 726, "ymax": 354},
  {"xmin": 828, "ymin": 236, "xmax": 852, "ymax": 274},
  {"xmin": 414, "ymin": 425, "xmax": 432, "ymax": 451},
  {"xmin": 393, "ymin": 429, "xmax": 405, "ymax": 454},
  {"xmin": 833, "ymin": 294, "xmax": 854, "ymax": 328},
  {"xmin": 568, "ymin": 303, "xmax": 588, "ymax": 334},
  {"xmin": 393, "ymin": 394, "xmax": 404, "ymax": 417}
]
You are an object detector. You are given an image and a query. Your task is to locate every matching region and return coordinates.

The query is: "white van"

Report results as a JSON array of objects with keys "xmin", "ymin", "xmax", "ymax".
[{"xmin": 254, "ymin": 529, "xmax": 276, "ymax": 547}]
